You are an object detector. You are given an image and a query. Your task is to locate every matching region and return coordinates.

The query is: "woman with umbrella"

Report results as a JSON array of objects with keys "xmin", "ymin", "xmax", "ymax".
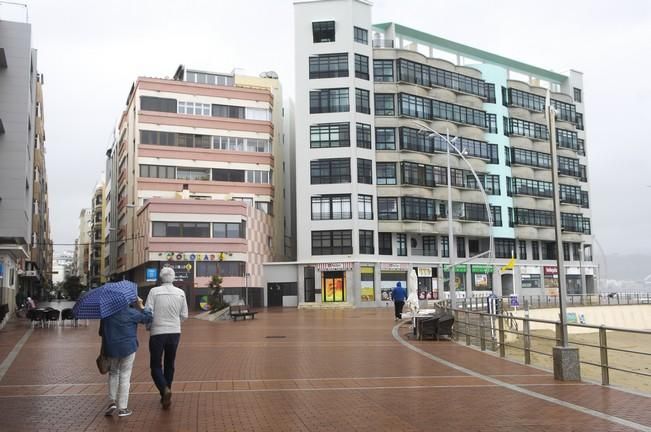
[{"xmin": 74, "ymin": 281, "xmax": 152, "ymax": 417}]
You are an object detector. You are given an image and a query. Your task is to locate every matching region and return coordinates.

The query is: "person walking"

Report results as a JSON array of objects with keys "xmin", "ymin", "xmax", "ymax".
[
  {"xmin": 101, "ymin": 297, "xmax": 152, "ymax": 417},
  {"xmin": 145, "ymin": 267, "xmax": 188, "ymax": 410},
  {"xmin": 391, "ymin": 281, "xmax": 407, "ymax": 321}
]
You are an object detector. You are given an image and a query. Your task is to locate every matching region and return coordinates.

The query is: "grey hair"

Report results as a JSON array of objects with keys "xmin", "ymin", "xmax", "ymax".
[{"xmin": 160, "ymin": 267, "xmax": 175, "ymax": 284}]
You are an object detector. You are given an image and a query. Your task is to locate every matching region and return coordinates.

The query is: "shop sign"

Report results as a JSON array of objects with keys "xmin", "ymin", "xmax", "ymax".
[
  {"xmin": 442, "ymin": 264, "xmax": 467, "ymax": 273},
  {"xmin": 416, "ymin": 267, "xmax": 432, "ymax": 277},
  {"xmin": 566, "ymin": 267, "xmax": 581, "ymax": 275},
  {"xmin": 521, "ymin": 274, "xmax": 541, "ymax": 289},
  {"xmin": 145, "ymin": 267, "xmax": 158, "ymax": 282},
  {"xmin": 543, "ymin": 266, "xmax": 558, "ymax": 275},
  {"xmin": 316, "ymin": 262, "xmax": 353, "ymax": 271},
  {"xmin": 166, "ymin": 252, "xmax": 225, "ymax": 262},
  {"xmin": 585, "ymin": 267, "xmax": 594, "ymax": 275},
  {"xmin": 473, "ymin": 273, "xmax": 489, "ymax": 289},
  {"xmin": 521, "ymin": 266, "xmax": 541, "ymax": 275},
  {"xmin": 471, "ymin": 264, "xmax": 493, "ymax": 274},
  {"xmin": 163, "ymin": 261, "xmax": 193, "ymax": 282},
  {"xmin": 380, "ymin": 263, "xmax": 409, "ymax": 271}
]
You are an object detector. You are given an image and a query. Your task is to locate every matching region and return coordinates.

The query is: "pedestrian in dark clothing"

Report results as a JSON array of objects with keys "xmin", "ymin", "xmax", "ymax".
[{"xmin": 391, "ymin": 281, "xmax": 407, "ymax": 320}]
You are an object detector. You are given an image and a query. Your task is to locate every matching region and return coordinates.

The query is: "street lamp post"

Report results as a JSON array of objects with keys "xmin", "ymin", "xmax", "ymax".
[{"xmin": 412, "ymin": 121, "xmax": 494, "ymax": 309}]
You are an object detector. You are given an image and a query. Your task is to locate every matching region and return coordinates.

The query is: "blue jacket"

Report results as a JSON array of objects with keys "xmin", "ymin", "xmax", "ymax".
[
  {"xmin": 391, "ymin": 284, "xmax": 407, "ymax": 302},
  {"xmin": 100, "ymin": 307, "xmax": 152, "ymax": 359}
]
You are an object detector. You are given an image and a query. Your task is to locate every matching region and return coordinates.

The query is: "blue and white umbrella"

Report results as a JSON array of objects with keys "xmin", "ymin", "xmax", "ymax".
[{"xmin": 72, "ymin": 280, "xmax": 138, "ymax": 319}]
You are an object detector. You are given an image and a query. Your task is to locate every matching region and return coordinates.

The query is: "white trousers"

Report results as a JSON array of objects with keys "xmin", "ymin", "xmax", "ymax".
[{"xmin": 107, "ymin": 352, "xmax": 136, "ymax": 409}]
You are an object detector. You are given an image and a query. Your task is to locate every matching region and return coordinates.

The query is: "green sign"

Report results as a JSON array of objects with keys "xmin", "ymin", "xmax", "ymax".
[
  {"xmin": 471, "ymin": 264, "xmax": 494, "ymax": 274},
  {"xmin": 442, "ymin": 264, "xmax": 467, "ymax": 272}
]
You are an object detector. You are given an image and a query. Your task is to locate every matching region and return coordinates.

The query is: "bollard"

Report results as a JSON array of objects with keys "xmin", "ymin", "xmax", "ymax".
[
  {"xmin": 599, "ymin": 326, "xmax": 609, "ymax": 386},
  {"xmin": 523, "ymin": 318, "xmax": 531, "ymax": 365},
  {"xmin": 555, "ymin": 322, "xmax": 562, "ymax": 346},
  {"xmin": 498, "ymin": 315, "xmax": 505, "ymax": 358}
]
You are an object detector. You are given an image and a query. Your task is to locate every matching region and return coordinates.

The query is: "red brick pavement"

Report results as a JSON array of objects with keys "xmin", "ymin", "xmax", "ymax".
[{"xmin": 0, "ymin": 309, "xmax": 649, "ymax": 431}]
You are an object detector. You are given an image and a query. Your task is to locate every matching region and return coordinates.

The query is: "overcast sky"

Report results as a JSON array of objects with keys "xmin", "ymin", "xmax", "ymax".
[{"xmin": 3, "ymin": 0, "xmax": 650, "ymax": 256}]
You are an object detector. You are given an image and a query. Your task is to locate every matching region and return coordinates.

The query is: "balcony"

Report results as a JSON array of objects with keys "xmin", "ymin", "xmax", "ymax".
[
  {"xmin": 372, "ymin": 39, "xmax": 394, "ymax": 48},
  {"xmin": 118, "ymin": 196, "xmax": 127, "ymax": 211}
]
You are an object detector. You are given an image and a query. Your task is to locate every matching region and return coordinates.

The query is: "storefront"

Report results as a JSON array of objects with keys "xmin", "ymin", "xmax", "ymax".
[
  {"xmin": 443, "ymin": 264, "xmax": 466, "ymax": 296},
  {"xmin": 380, "ymin": 263, "xmax": 409, "ymax": 302},
  {"xmin": 520, "ymin": 266, "xmax": 542, "ymax": 291},
  {"xmin": 415, "ymin": 266, "xmax": 437, "ymax": 300},
  {"xmin": 316, "ymin": 262, "xmax": 352, "ymax": 303},
  {"xmin": 360, "ymin": 266, "xmax": 375, "ymax": 302},
  {"xmin": 544, "ymin": 266, "xmax": 559, "ymax": 296},
  {"xmin": 470, "ymin": 264, "xmax": 493, "ymax": 294}
]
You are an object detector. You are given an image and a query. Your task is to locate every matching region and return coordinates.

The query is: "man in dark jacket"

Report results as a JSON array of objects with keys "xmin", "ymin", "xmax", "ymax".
[{"xmin": 391, "ymin": 281, "xmax": 407, "ymax": 320}]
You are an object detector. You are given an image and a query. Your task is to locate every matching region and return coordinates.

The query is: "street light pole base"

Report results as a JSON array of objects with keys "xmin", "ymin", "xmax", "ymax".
[{"xmin": 553, "ymin": 346, "xmax": 581, "ymax": 381}]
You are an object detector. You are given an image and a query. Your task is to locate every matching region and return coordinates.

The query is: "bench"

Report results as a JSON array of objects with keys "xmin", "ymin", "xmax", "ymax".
[{"xmin": 230, "ymin": 305, "xmax": 257, "ymax": 321}]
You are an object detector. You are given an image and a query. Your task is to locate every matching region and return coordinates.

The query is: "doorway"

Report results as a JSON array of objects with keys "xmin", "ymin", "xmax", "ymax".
[
  {"xmin": 267, "ymin": 283, "xmax": 283, "ymax": 307},
  {"xmin": 501, "ymin": 273, "xmax": 514, "ymax": 296},
  {"xmin": 322, "ymin": 271, "xmax": 345, "ymax": 302}
]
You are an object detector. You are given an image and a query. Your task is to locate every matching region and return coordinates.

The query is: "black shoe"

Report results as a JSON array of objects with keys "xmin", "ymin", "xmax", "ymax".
[{"xmin": 161, "ymin": 387, "xmax": 172, "ymax": 410}]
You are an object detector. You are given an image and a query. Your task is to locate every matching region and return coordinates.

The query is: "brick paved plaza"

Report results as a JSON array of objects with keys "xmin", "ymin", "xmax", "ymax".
[{"xmin": 1, "ymin": 308, "xmax": 650, "ymax": 431}]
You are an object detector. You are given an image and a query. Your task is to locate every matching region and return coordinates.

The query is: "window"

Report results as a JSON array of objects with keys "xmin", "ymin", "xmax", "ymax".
[
  {"xmin": 506, "ymin": 88, "xmax": 545, "ymax": 111},
  {"xmin": 543, "ymin": 242, "xmax": 556, "ymax": 260},
  {"xmin": 311, "ymin": 230, "xmax": 352, "ymax": 255},
  {"xmin": 518, "ymin": 241, "xmax": 527, "ymax": 260},
  {"xmin": 152, "ymin": 222, "xmax": 210, "ymax": 237},
  {"xmin": 311, "ymin": 195, "xmax": 351, "ymax": 220},
  {"xmin": 196, "ymin": 261, "xmax": 245, "ymax": 277},
  {"xmin": 353, "ymin": 26, "xmax": 368, "ymax": 44},
  {"xmin": 310, "ymin": 123, "xmax": 350, "ymax": 148},
  {"xmin": 357, "ymin": 158, "xmax": 372, "ymax": 184},
  {"xmin": 581, "ymin": 191, "xmax": 590, "ymax": 209},
  {"xmin": 376, "ymin": 162, "xmax": 396, "ymax": 185},
  {"xmin": 574, "ymin": 87, "xmax": 582, "ymax": 103},
  {"xmin": 358, "ymin": 194, "xmax": 373, "ymax": 219},
  {"xmin": 401, "ymin": 162, "xmax": 434, "ymax": 187},
  {"xmin": 572, "ymin": 243, "xmax": 581, "ymax": 261},
  {"xmin": 559, "ymin": 184, "xmax": 582, "ymax": 205},
  {"xmin": 312, "ymin": 21, "xmax": 335, "ymax": 43},
  {"xmin": 459, "ymin": 203, "xmax": 488, "ymax": 222},
  {"xmin": 374, "ymin": 94, "xmax": 395, "ymax": 115},
  {"xmin": 532, "ymin": 241, "xmax": 540, "ymax": 260},
  {"xmin": 563, "ymin": 242, "xmax": 571, "ymax": 261},
  {"xmin": 310, "ymin": 88, "xmax": 349, "ymax": 113},
  {"xmin": 373, "ymin": 60, "xmax": 394, "ymax": 82},
  {"xmin": 511, "ymin": 177, "xmax": 553, "ymax": 198},
  {"xmin": 396, "ymin": 58, "xmax": 486, "ymax": 98},
  {"xmin": 211, "ymin": 104, "xmax": 245, "ymax": 119},
  {"xmin": 485, "ymin": 83, "xmax": 496, "ymax": 103},
  {"xmin": 398, "ymin": 93, "xmax": 488, "ymax": 128},
  {"xmin": 423, "ymin": 236, "xmax": 437, "ymax": 256},
  {"xmin": 212, "ymin": 168, "xmax": 245, "ymax": 182},
  {"xmin": 177, "ymin": 167, "xmax": 211, "ymax": 181},
  {"xmin": 185, "ymin": 71, "xmax": 234, "ymax": 86},
  {"xmin": 310, "ymin": 158, "xmax": 351, "ymax": 184},
  {"xmin": 576, "ymin": 113, "xmax": 584, "ymax": 130},
  {"xmin": 178, "ymin": 101, "xmax": 211, "ymax": 116},
  {"xmin": 514, "ymin": 208, "xmax": 554, "ymax": 227},
  {"xmin": 441, "ymin": 237, "xmax": 449, "ymax": 258},
  {"xmin": 378, "ymin": 197, "xmax": 398, "ymax": 220},
  {"xmin": 139, "ymin": 164, "xmax": 175, "ymax": 179},
  {"xmin": 511, "ymin": 147, "xmax": 552, "ymax": 169},
  {"xmin": 580, "ymin": 164, "xmax": 588, "ymax": 182},
  {"xmin": 558, "ymin": 156, "xmax": 581, "ymax": 177},
  {"xmin": 486, "ymin": 113, "xmax": 498, "ymax": 133},
  {"xmin": 140, "ymin": 96, "xmax": 177, "ymax": 113},
  {"xmin": 556, "ymin": 128, "xmax": 578, "ymax": 150},
  {"xmin": 397, "ymin": 233, "xmax": 407, "ymax": 256},
  {"xmin": 401, "ymin": 197, "xmax": 435, "ymax": 221},
  {"xmin": 354, "ymin": 54, "xmax": 369, "ymax": 80},
  {"xmin": 505, "ymin": 117, "xmax": 549, "ymax": 140},
  {"xmin": 309, "ymin": 53, "xmax": 348, "ymax": 79},
  {"xmin": 375, "ymin": 128, "xmax": 395, "ymax": 150},
  {"xmin": 561, "ymin": 213, "xmax": 586, "ymax": 233},
  {"xmin": 212, "ymin": 221, "xmax": 246, "ymax": 238},
  {"xmin": 245, "ymin": 170, "xmax": 272, "ymax": 184},
  {"xmin": 356, "ymin": 123, "xmax": 371, "ymax": 148},
  {"xmin": 491, "ymin": 205, "xmax": 502, "ymax": 227},
  {"xmin": 379, "ymin": 233, "xmax": 392, "ymax": 255},
  {"xmin": 255, "ymin": 201, "xmax": 272, "ymax": 214},
  {"xmin": 176, "ymin": 133, "xmax": 211, "ymax": 149},
  {"xmin": 355, "ymin": 88, "xmax": 370, "ymax": 114},
  {"xmin": 359, "ymin": 230, "xmax": 374, "ymax": 254},
  {"xmin": 550, "ymin": 99, "xmax": 576, "ymax": 123},
  {"xmin": 399, "ymin": 127, "xmax": 492, "ymax": 160},
  {"xmin": 140, "ymin": 130, "xmax": 177, "ymax": 146},
  {"xmin": 213, "ymin": 136, "xmax": 271, "ymax": 153},
  {"xmin": 495, "ymin": 238, "xmax": 515, "ymax": 259},
  {"xmin": 577, "ymin": 139, "xmax": 586, "ymax": 156},
  {"xmin": 504, "ymin": 146, "xmax": 511, "ymax": 166}
]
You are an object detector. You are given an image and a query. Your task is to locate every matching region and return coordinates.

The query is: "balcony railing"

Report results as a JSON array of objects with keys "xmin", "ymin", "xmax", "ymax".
[{"xmin": 372, "ymin": 39, "xmax": 394, "ymax": 48}]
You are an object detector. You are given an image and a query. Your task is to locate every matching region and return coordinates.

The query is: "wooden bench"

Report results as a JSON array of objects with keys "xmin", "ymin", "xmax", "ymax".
[{"xmin": 230, "ymin": 305, "xmax": 258, "ymax": 321}]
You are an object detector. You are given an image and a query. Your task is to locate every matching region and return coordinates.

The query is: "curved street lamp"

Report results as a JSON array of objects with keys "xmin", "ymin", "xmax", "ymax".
[{"xmin": 411, "ymin": 120, "xmax": 495, "ymax": 309}]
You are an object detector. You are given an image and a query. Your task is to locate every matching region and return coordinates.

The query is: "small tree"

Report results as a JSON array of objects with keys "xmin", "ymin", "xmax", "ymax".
[
  {"xmin": 62, "ymin": 276, "xmax": 85, "ymax": 300},
  {"xmin": 207, "ymin": 273, "xmax": 226, "ymax": 313}
]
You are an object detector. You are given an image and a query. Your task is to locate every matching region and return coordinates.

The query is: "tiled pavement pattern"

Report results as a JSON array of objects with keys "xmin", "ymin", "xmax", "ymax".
[{"xmin": 0, "ymin": 309, "xmax": 649, "ymax": 431}]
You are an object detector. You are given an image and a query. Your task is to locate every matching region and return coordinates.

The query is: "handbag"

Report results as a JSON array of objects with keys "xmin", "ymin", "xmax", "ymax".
[{"xmin": 96, "ymin": 345, "xmax": 110, "ymax": 375}]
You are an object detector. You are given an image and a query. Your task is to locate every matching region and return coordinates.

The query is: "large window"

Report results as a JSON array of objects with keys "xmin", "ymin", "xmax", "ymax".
[
  {"xmin": 495, "ymin": 238, "xmax": 515, "ymax": 259},
  {"xmin": 356, "ymin": 123, "xmax": 371, "ymax": 148},
  {"xmin": 357, "ymin": 158, "xmax": 372, "ymax": 184},
  {"xmin": 354, "ymin": 26, "xmax": 368, "ymax": 44},
  {"xmin": 513, "ymin": 208, "xmax": 554, "ymax": 227},
  {"xmin": 378, "ymin": 197, "xmax": 398, "ymax": 220},
  {"xmin": 556, "ymin": 128, "xmax": 578, "ymax": 150},
  {"xmin": 355, "ymin": 88, "xmax": 370, "ymax": 114},
  {"xmin": 379, "ymin": 233, "xmax": 392, "ymax": 255},
  {"xmin": 373, "ymin": 60, "xmax": 394, "ymax": 82},
  {"xmin": 310, "ymin": 123, "xmax": 350, "ymax": 148},
  {"xmin": 354, "ymin": 54, "xmax": 369, "ymax": 80},
  {"xmin": 309, "ymin": 53, "xmax": 348, "ymax": 79},
  {"xmin": 459, "ymin": 203, "xmax": 488, "ymax": 222},
  {"xmin": 561, "ymin": 213, "xmax": 587, "ymax": 233},
  {"xmin": 574, "ymin": 88, "xmax": 582, "ymax": 103},
  {"xmin": 177, "ymin": 167, "xmax": 211, "ymax": 181},
  {"xmin": 311, "ymin": 195, "xmax": 351, "ymax": 220},
  {"xmin": 140, "ymin": 96, "xmax": 177, "ymax": 113},
  {"xmin": 178, "ymin": 101, "xmax": 211, "ymax": 116},
  {"xmin": 491, "ymin": 205, "xmax": 502, "ymax": 227},
  {"xmin": 401, "ymin": 197, "xmax": 435, "ymax": 221},
  {"xmin": 511, "ymin": 177, "xmax": 553, "ymax": 198},
  {"xmin": 310, "ymin": 158, "xmax": 351, "ymax": 184},
  {"xmin": 213, "ymin": 136, "xmax": 271, "ymax": 153},
  {"xmin": 511, "ymin": 147, "xmax": 552, "ymax": 169},
  {"xmin": 374, "ymin": 94, "xmax": 395, "ymax": 115},
  {"xmin": 397, "ymin": 233, "xmax": 407, "ymax": 256},
  {"xmin": 401, "ymin": 162, "xmax": 434, "ymax": 187},
  {"xmin": 358, "ymin": 194, "xmax": 373, "ymax": 219},
  {"xmin": 423, "ymin": 236, "xmax": 437, "ymax": 256},
  {"xmin": 212, "ymin": 104, "xmax": 245, "ymax": 119},
  {"xmin": 398, "ymin": 93, "xmax": 487, "ymax": 128},
  {"xmin": 396, "ymin": 58, "xmax": 486, "ymax": 98},
  {"xmin": 551, "ymin": 99, "xmax": 577, "ymax": 123},
  {"xmin": 212, "ymin": 221, "xmax": 246, "ymax": 239},
  {"xmin": 312, "ymin": 21, "xmax": 335, "ymax": 43},
  {"xmin": 375, "ymin": 128, "xmax": 395, "ymax": 150},
  {"xmin": 311, "ymin": 230, "xmax": 352, "ymax": 255},
  {"xmin": 152, "ymin": 222, "xmax": 210, "ymax": 238},
  {"xmin": 246, "ymin": 170, "xmax": 272, "ymax": 184},
  {"xmin": 505, "ymin": 117, "xmax": 548, "ymax": 140},
  {"xmin": 212, "ymin": 168, "xmax": 245, "ymax": 182},
  {"xmin": 310, "ymin": 88, "xmax": 349, "ymax": 113},
  {"xmin": 399, "ymin": 127, "xmax": 492, "ymax": 160},
  {"xmin": 558, "ymin": 156, "xmax": 581, "ymax": 177},
  {"xmin": 376, "ymin": 162, "xmax": 396, "ymax": 185},
  {"xmin": 359, "ymin": 230, "xmax": 374, "ymax": 254},
  {"xmin": 139, "ymin": 164, "xmax": 175, "ymax": 179},
  {"xmin": 506, "ymin": 88, "xmax": 545, "ymax": 111},
  {"xmin": 177, "ymin": 133, "xmax": 211, "ymax": 148},
  {"xmin": 196, "ymin": 261, "xmax": 245, "ymax": 277}
]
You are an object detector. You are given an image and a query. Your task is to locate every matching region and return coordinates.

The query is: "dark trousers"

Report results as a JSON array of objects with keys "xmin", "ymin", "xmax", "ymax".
[
  {"xmin": 149, "ymin": 333, "xmax": 180, "ymax": 395},
  {"xmin": 394, "ymin": 301, "xmax": 405, "ymax": 319}
]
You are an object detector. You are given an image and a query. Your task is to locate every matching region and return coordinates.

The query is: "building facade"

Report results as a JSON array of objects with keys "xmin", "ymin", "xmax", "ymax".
[
  {"xmin": 104, "ymin": 66, "xmax": 288, "ymax": 309},
  {"xmin": 73, "ymin": 208, "xmax": 91, "ymax": 286},
  {"xmin": 0, "ymin": 18, "xmax": 52, "ymax": 311},
  {"xmin": 264, "ymin": 0, "xmax": 595, "ymax": 308},
  {"xmin": 89, "ymin": 180, "xmax": 106, "ymax": 287}
]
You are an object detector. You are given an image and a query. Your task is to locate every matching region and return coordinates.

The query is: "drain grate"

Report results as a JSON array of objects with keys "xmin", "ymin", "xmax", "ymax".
[{"xmin": 265, "ymin": 335, "xmax": 287, "ymax": 339}]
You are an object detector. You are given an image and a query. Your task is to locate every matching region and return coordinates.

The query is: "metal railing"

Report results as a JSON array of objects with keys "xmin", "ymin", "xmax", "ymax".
[{"xmin": 440, "ymin": 304, "xmax": 651, "ymax": 391}]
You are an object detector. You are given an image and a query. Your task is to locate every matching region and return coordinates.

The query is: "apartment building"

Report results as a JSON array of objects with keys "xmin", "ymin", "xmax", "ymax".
[
  {"xmin": 73, "ymin": 208, "xmax": 91, "ymax": 286},
  {"xmin": 0, "ymin": 18, "xmax": 52, "ymax": 310},
  {"xmin": 104, "ymin": 66, "xmax": 288, "ymax": 309},
  {"xmin": 89, "ymin": 180, "xmax": 106, "ymax": 287},
  {"xmin": 264, "ymin": 0, "xmax": 595, "ymax": 308}
]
